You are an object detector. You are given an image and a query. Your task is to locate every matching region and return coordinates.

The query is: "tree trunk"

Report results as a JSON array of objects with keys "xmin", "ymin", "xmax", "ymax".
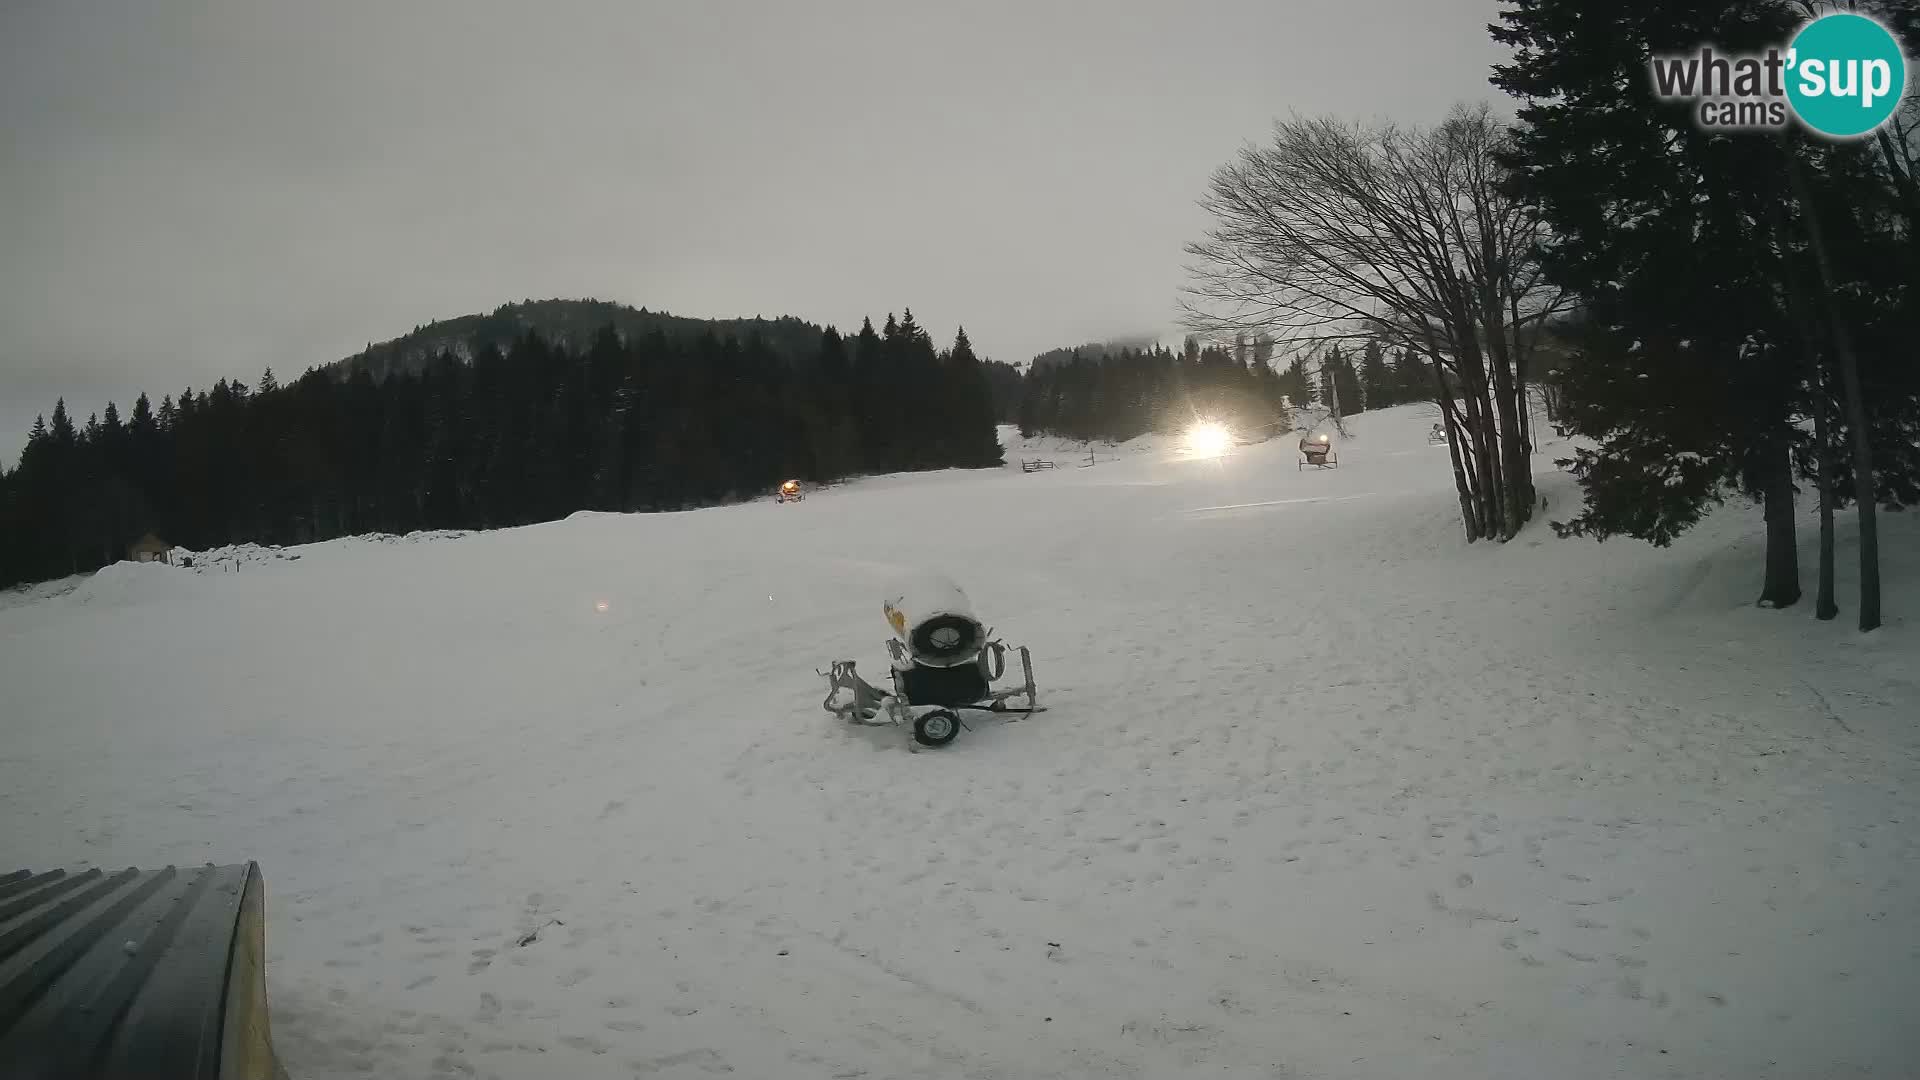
[
  {"xmin": 1440, "ymin": 399, "xmax": 1478, "ymax": 541},
  {"xmin": 1485, "ymin": 346, "xmax": 1531, "ymax": 540},
  {"xmin": 1784, "ymin": 256, "xmax": 1840, "ymax": 622},
  {"xmin": 1458, "ymin": 370, "xmax": 1501, "ymax": 540},
  {"xmin": 1788, "ymin": 152, "xmax": 1881, "ymax": 631},
  {"xmin": 1483, "ymin": 296, "xmax": 1534, "ymax": 539},
  {"xmin": 1456, "ymin": 387, "xmax": 1492, "ymax": 537},
  {"xmin": 1452, "ymin": 302, "xmax": 1509, "ymax": 541},
  {"xmin": 1769, "ymin": 200, "xmax": 1837, "ymax": 622},
  {"xmin": 1759, "ymin": 436, "xmax": 1801, "ymax": 609},
  {"xmin": 1834, "ymin": 326, "xmax": 1881, "ymax": 632},
  {"xmin": 1515, "ymin": 361, "xmax": 1535, "ymax": 455},
  {"xmin": 1512, "ymin": 301, "xmax": 1537, "ymax": 455},
  {"xmin": 1542, "ymin": 380, "xmax": 1563, "ymax": 429},
  {"xmin": 1425, "ymin": 343, "xmax": 1480, "ymax": 541},
  {"xmin": 1781, "ymin": 240, "xmax": 1839, "ymax": 621},
  {"xmin": 1814, "ymin": 369, "xmax": 1839, "ymax": 621}
]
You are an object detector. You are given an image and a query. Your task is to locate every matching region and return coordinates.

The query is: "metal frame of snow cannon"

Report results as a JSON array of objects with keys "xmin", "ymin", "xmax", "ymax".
[{"xmin": 818, "ymin": 635, "xmax": 1042, "ymax": 748}]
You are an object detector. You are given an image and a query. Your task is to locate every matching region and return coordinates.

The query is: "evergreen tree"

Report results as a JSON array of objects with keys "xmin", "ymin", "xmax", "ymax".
[
  {"xmin": 1488, "ymin": 0, "xmax": 1910, "ymax": 610},
  {"xmin": 50, "ymin": 400, "xmax": 75, "ymax": 446},
  {"xmin": 980, "ymin": 359, "xmax": 1024, "ymax": 423},
  {"xmin": 1281, "ymin": 357, "xmax": 1314, "ymax": 409},
  {"xmin": 1392, "ymin": 347, "xmax": 1428, "ymax": 405},
  {"xmin": 897, "ymin": 308, "xmax": 925, "ymax": 347},
  {"xmin": 851, "ymin": 316, "xmax": 889, "ymax": 467},
  {"xmin": 1359, "ymin": 338, "xmax": 1394, "ymax": 410},
  {"xmin": 1252, "ymin": 334, "xmax": 1274, "ymax": 374},
  {"xmin": 1318, "ymin": 347, "xmax": 1359, "ymax": 419},
  {"xmin": 944, "ymin": 328, "xmax": 1005, "ymax": 467}
]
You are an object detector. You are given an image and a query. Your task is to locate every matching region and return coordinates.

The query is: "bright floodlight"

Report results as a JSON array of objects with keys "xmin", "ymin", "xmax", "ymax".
[{"xmin": 1187, "ymin": 421, "xmax": 1232, "ymax": 457}]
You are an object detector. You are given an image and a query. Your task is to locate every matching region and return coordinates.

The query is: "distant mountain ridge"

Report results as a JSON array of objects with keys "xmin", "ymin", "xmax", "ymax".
[
  {"xmin": 328, "ymin": 298, "xmax": 828, "ymax": 382},
  {"xmin": 1028, "ymin": 334, "xmax": 1171, "ymax": 370}
]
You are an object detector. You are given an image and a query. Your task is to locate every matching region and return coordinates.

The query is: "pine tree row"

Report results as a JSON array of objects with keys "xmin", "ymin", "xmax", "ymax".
[
  {"xmin": 0, "ymin": 311, "xmax": 1003, "ymax": 587},
  {"xmin": 1016, "ymin": 334, "xmax": 1431, "ymax": 444}
]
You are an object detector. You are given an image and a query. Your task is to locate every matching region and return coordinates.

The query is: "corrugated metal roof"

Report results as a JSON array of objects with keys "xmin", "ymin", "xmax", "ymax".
[{"xmin": 0, "ymin": 863, "xmax": 277, "ymax": 1080}]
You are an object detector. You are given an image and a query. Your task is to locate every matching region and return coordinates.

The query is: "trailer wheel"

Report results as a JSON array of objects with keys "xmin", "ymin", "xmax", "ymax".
[{"xmin": 913, "ymin": 709, "xmax": 961, "ymax": 747}]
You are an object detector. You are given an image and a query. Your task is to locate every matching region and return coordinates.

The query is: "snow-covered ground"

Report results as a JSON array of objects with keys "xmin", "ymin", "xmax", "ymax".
[{"xmin": 3, "ymin": 404, "xmax": 1917, "ymax": 1080}]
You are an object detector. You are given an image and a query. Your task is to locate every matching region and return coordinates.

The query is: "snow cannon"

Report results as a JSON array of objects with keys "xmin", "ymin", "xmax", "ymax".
[
  {"xmin": 883, "ymin": 572, "xmax": 985, "ymax": 668},
  {"xmin": 821, "ymin": 571, "xmax": 1044, "ymax": 747},
  {"xmin": 1298, "ymin": 433, "xmax": 1339, "ymax": 470}
]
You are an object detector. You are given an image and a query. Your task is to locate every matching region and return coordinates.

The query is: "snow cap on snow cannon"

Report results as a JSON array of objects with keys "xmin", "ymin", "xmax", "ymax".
[{"xmin": 882, "ymin": 572, "xmax": 986, "ymax": 668}]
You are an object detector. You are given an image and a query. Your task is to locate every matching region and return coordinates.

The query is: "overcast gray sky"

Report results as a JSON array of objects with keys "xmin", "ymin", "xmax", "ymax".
[{"xmin": 0, "ymin": 0, "xmax": 1509, "ymax": 464}]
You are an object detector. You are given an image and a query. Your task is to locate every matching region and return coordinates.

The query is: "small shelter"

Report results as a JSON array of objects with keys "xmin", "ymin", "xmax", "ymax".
[{"xmin": 127, "ymin": 532, "xmax": 175, "ymax": 565}]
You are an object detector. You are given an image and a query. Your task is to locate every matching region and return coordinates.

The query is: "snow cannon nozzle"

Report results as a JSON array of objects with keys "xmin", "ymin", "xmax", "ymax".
[{"xmin": 882, "ymin": 572, "xmax": 986, "ymax": 669}]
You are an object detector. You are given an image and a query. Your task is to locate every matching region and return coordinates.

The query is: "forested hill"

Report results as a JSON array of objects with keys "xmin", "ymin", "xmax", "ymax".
[
  {"xmin": 330, "ymin": 299, "xmax": 827, "ymax": 383},
  {"xmin": 1027, "ymin": 335, "xmax": 1166, "ymax": 370},
  {"xmin": 0, "ymin": 307, "xmax": 1007, "ymax": 589}
]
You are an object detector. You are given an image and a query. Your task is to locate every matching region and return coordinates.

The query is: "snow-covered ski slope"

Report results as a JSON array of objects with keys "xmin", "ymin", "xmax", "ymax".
[{"xmin": 3, "ymin": 404, "xmax": 1916, "ymax": 1080}]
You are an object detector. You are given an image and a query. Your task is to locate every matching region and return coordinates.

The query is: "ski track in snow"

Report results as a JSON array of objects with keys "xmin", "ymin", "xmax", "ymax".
[{"xmin": 3, "ymin": 405, "xmax": 1918, "ymax": 1080}]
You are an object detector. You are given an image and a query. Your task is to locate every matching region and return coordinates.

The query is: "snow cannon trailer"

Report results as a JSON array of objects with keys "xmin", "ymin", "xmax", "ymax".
[
  {"xmin": 0, "ymin": 862, "xmax": 287, "ymax": 1080},
  {"xmin": 819, "ymin": 573, "xmax": 1044, "ymax": 747}
]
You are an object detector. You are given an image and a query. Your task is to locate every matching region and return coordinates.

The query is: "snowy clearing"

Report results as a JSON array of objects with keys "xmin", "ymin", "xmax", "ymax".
[{"xmin": 3, "ymin": 404, "xmax": 1916, "ymax": 1080}]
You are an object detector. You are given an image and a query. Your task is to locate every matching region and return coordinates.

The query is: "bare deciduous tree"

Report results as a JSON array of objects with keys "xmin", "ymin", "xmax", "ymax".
[{"xmin": 1182, "ymin": 103, "xmax": 1569, "ymax": 542}]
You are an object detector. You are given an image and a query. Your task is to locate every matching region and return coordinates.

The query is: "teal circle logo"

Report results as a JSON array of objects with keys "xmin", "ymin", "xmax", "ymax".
[{"xmin": 1786, "ymin": 13, "xmax": 1907, "ymax": 138}]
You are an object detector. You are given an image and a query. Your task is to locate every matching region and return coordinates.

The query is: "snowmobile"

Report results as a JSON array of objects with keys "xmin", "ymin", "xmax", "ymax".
[
  {"xmin": 819, "ymin": 574, "xmax": 1043, "ymax": 747},
  {"xmin": 776, "ymin": 479, "xmax": 804, "ymax": 503}
]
